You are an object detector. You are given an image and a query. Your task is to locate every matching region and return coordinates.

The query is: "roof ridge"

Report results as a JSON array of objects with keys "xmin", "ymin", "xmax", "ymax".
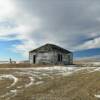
[{"xmin": 29, "ymin": 43, "xmax": 71, "ymax": 53}]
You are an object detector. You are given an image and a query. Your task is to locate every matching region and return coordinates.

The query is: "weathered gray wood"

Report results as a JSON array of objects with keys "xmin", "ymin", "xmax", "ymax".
[
  {"xmin": 29, "ymin": 44, "xmax": 73, "ymax": 65},
  {"xmin": 29, "ymin": 51, "xmax": 73, "ymax": 65}
]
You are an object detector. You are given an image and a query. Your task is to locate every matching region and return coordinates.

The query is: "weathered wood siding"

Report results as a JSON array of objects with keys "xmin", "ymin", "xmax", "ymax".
[
  {"xmin": 29, "ymin": 51, "xmax": 73, "ymax": 65},
  {"xmin": 29, "ymin": 52, "xmax": 54, "ymax": 64},
  {"xmin": 53, "ymin": 51, "xmax": 73, "ymax": 65}
]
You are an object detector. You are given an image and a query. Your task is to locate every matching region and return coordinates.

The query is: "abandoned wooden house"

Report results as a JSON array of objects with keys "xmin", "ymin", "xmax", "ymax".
[{"xmin": 29, "ymin": 43, "xmax": 73, "ymax": 65}]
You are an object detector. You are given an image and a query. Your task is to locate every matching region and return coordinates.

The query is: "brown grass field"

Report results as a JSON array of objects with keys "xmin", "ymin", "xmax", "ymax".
[
  {"xmin": 0, "ymin": 64, "xmax": 99, "ymax": 100},
  {"xmin": 0, "ymin": 64, "xmax": 56, "ymax": 68}
]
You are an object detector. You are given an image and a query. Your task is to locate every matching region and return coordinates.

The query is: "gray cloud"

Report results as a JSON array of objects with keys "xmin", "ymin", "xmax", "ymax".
[
  {"xmin": 1, "ymin": 0, "xmax": 100, "ymax": 57},
  {"xmin": 13, "ymin": 0, "xmax": 100, "ymax": 49}
]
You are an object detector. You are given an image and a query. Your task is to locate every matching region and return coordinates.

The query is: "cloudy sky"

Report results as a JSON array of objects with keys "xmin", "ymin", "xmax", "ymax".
[{"xmin": 0, "ymin": 0, "xmax": 100, "ymax": 61}]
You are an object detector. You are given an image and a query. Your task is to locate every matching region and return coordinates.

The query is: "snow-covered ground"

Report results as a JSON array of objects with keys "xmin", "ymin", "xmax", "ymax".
[
  {"xmin": 0, "ymin": 65, "xmax": 100, "ymax": 100},
  {"xmin": 0, "ymin": 66, "xmax": 100, "ymax": 88}
]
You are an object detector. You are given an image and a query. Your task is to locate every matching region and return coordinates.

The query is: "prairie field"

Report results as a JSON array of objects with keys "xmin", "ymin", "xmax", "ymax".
[{"xmin": 0, "ymin": 64, "xmax": 100, "ymax": 100}]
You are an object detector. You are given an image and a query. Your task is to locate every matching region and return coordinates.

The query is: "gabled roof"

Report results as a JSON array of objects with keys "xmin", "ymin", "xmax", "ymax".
[{"xmin": 29, "ymin": 43, "xmax": 72, "ymax": 54}]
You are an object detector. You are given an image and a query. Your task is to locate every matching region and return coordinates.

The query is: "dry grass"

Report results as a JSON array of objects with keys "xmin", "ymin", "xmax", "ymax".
[
  {"xmin": 24, "ymin": 71, "xmax": 100, "ymax": 100},
  {"xmin": 0, "ymin": 67, "xmax": 99, "ymax": 100},
  {"xmin": 0, "ymin": 64, "xmax": 54, "ymax": 68},
  {"xmin": 0, "ymin": 63, "xmax": 75, "ymax": 68},
  {"xmin": 0, "ymin": 64, "xmax": 31, "ymax": 68}
]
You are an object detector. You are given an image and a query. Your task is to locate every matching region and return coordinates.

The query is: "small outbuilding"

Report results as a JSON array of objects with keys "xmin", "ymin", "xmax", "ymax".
[{"xmin": 29, "ymin": 43, "xmax": 73, "ymax": 65}]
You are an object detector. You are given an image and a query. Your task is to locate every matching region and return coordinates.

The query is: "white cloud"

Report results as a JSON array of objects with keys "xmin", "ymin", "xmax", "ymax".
[
  {"xmin": 12, "ymin": 39, "xmax": 37, "ymax": 57},
  {"xmin": 75, "ymin": 37, "xmax": 100, "ymax": 51},
  {"xmin": 0, "ymin": 0, "xmax": 15, "ymax": 18},
  {"xmin": 0, "ymin": 0, "xmax": 100, "ymax": 58},
  {"xmin": 0, "ymin": 0, "xmax": 41, "ymax": 58}
]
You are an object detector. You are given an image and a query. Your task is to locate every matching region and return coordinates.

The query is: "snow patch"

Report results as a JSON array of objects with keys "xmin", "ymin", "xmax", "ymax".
[
  {"xmin": 25, "ymin": 76, "xmax": 35, "ymax": 88},
  {"xmin": 33, "ymin": 66, "xmax": 76, "ymax": 71},
  {"xmin": 95, "ymin": 94, "xmax": 100, "ymax": 98},
  {"xmin": 35, "ymin": 81, "xmax": 44, "ymax": 85},
  {"xmin": 88, "ymin": 62, "xmax": 100, "ymax": 66},
  {"xmin": 1, "ymin": 89, "xmax": 17, "ymax": 99},
  {"xmin": 85, "ymin": 67, "xmax": 100, "ymax": 73},
  {"xmin": 0, "ymin": 74, "xmax": 18, "ymax": 88},
  {"xmin": 10, "ymin": 89, "xmax": 17, "ymax": 93}
]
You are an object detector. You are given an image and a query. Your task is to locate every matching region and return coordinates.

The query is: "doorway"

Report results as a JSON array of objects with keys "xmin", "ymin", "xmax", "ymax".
[{"xmin": 33, "ymin": 55, "xmax": 36, "ymax": 64}]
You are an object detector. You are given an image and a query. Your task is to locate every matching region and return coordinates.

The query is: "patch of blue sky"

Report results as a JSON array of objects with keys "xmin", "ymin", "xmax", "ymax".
[
  {"xmin": 74, "ymin": 48, "xmax": 100, "ymax": 59},
  {"xmin": 0, "ymin": 40, "xmax": 24, "ymax": 61}
]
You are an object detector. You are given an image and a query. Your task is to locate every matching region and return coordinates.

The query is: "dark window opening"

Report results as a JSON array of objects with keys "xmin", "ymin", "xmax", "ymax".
[
  {"xmin": 33, "ymin": 55, "xmax": 36, "ymax": 64},
  {"xmin": 61, "ymin": 54, "xmax": 62, "ymax": 61},
  {"xmin": 58, "ymin": 54, "xmax": 62, "ymax": 62},
  {"xmin": 58, "ymin": 54, "xmax": 60, "ymax": 62}
]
